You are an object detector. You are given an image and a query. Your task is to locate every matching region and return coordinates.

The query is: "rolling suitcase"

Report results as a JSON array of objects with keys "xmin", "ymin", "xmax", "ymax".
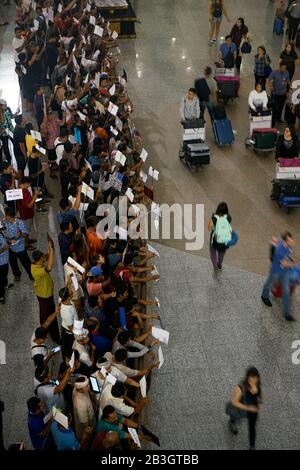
[
  {"xmin": 213, "ymin": 118, "xmax": 234, "ymax": 145},
  {"xmin": 215, "ymin": 75, "xmax": 240, "ymax": 103},
  {"xmin": 187, "ymin": 143, "xmax": 210, "ymax": 165},
  {"xmin": 211, "ymin": 104, "xmax": 227, "ymax": 120},
  {"xmin": 271, "ymin": 179, "xmax": 300, "ymax": 204},
  {"xmin": 182, "ymin": 119, "xmax": 205, "ymax": 129},
  {"xmin": 252, "ymin": 128, "xmax": 277, "ymax": 150},
  {"xmin": 273, "ymin": 17, "xmax": 284, "ymax": 35}
]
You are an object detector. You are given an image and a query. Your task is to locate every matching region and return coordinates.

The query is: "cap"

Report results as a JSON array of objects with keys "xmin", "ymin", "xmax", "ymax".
[
  {"xmin": 0, "ymin": 99, "xmax": 7, "ymax": 106},
  {"xmin": 32, "ymin": 250, "xmax": 44, "ymax": 262},
  {"xmin": 87, "ymin": 266, "xmax": 103, "ymax": 277}
]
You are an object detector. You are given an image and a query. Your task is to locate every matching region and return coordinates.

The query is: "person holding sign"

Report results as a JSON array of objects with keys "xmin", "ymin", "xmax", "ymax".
[{"xmin": 0, "ymin": 229, "xmax": 11, "ymax": 304}]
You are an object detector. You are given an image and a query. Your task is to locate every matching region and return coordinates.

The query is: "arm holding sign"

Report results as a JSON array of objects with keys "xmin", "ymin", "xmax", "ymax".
[{"xmin": 45, "ymin": 243, "xmax": 54, "ymax": 273}]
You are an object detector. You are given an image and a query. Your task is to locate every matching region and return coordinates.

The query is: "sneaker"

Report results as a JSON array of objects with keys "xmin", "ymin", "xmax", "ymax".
[
  {"xmin": 261, "ymin": 296, "xmax": 272, "ymax": 307},
  {"xmin": 14, "ymin": 276, "xmax": 21, "ymax": 282},
  {"xmin": 36, "ymin": 207, "xmax": 48, "ymax": 213},
  {"xmin": 217, "ymin": 264, "xmax": 222, "ymax": 271},
  {"xmin": 285, "ymin": 316, "xmax": 295, "ymax": 322},
  {"xmin": 229, "ymin": 420, "xmax": 238, "ymax": 435}
]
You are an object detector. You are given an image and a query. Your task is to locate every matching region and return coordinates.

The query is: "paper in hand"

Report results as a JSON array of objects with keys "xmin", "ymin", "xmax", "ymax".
[
  {"xmin": 147, "ymin": 243, "xmax": 160, "ymax": 257},
  {"xmin": 30, "ymin": 130, "xmax": 42, "ymax": 141},
  {"xmin": 140, "ymin": 148, "xmax": 148, "ymax": 162},
  {"xmin": 67, "ymin": 257, "xmax": 85, "ymax": 274},
  {"xmin": 73, "ymin": 320, "xmax": 84, "ymax": 335},
  {"xmin": 36, "ymin": 144, "xmax": 47, "ymax": 155},
  {"xmin": 111, "ymin": 30, "xmax": 118, "ymax": 39},
  {"xmin": 5, "ymin": 189, "xmax": 23, "ymax": 201},
  {"xmin": 115, "ymin": 116, "xmax": 123, "ymax": 132},
  {"xmin": 53, "ymin": 407, "xmax": 68, "ymax": 429},
  {"xmin": 151, "ymin": 265, "xmax": 160, "ymax": 280},
  {"xmin": 106, "ymin": 373, "xmax": 117, "ymax": 386},
  {"xmin": 140, "ymin": 169, "xmax": 148, "ymax": 183},
  {"xmin": 89, "ymin": 15, "xmax": 96, "ymax": 25},
  {"xmin": 110, "ymin": 126, "xmax": 118, "ymax": 136},
  {"xmin": 109, "ymin": 84, "xmax": 116, "ymax": 96},
  {"xmin": 77, "ymin": 111, "xmax": 86, "ymax": 121},
  {"xmin": 128, "ymin": 428, "xmax": 141, "ymax": 448},
  {"xmin": 81, "ymin": 182, "xmax": 94, "ymax": 200},
  {"xmin": 84, "ymin": 159, "xmax": 92, "ymax": 172},
  {"xmin": 158, "ymin": 346, "xmax": 164, "ymax": 369},
  {"xmin": 43, "ymin": 408, "xmax": 53, "ymax": 424},
  {"xmin": 71, "ymin": 273, "xmax": 79, "ymax": 291},
  {"xmin": 140, "ymin": 375, "xmax": 147, "ymax": 398},
  {"xmin": 108, "ymin": 101, "xmax": 119, "ymax": 116},
  {"xmin": 115, "ymin": 150, "xmax": 126, "ymax": 166},
  {"xmin": 152, "ymin": 326, "xmax": 169, "ymax": 345},
  {"xmin": 57, "ymin": 3, "xmax": 63, "ymax": 13},
  {"xmin": 149, "ymin": 166, "xmax": 159, "ymax": 181},
  {"xmin": 125, "ymin": 187, "xmax": 134, "ymax": 202},
  {"xmin": 69, "ymin": 351, "xmax": 75, "ymax": 370},
  {"xmin": 94, "ymin": 25, "xmax": 104, "ymax": 37}
]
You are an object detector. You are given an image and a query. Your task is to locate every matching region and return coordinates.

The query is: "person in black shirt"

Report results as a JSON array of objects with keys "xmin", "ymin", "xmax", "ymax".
[
  {"xmin": 13, "ymin": 114, "xmax": 27, "ymax": 173},
  {"xmin": 58, "ymin": 221, "xmax": 74, "ymax": 265},
  {"xmin": 280, "ymin": 42, "xmax": 299, "ymax": 82}
]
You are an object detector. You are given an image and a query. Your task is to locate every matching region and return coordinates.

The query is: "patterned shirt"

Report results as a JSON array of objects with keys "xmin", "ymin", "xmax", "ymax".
[
  {"xmin": 41, "ymin": 116, "xmax": 60, "ymax": 150},
  {"xmin": 0, "ymin": 233, "xmax": 9, "ymax": 266},
  {"xmin": 3, "ymin": 218, "xmax": 28, "ymax": 253},
  {"xmin": 0, "ymin": 107, "xmax": 14, "ymax": 136},
  {"xmin": 254, "ymin": 55, "xmax": 269, "ymax": 77}
]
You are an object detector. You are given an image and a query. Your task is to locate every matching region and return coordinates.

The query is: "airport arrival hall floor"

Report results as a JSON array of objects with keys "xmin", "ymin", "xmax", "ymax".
[{"xmin": 1, "ymin": 0, "xmax": 300, "ymax": 450}]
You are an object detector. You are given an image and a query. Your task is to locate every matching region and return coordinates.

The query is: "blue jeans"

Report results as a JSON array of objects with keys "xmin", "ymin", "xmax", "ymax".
[
  {"xmin": 200, "ymin": 101, "xmax": 213, "ymax": 120},
  {"xmin": 262, "ymin": 269, "xmax": 291, "ymax": 318}
]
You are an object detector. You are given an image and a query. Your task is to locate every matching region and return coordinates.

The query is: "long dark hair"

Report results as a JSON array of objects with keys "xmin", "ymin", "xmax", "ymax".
[
  {"xmin": 215, "ymin": 201, "xmax": 229, "ymax": 216},
  {"xmin": 243, "ymin": 367, "xmax": 261, "ymax": 396}
]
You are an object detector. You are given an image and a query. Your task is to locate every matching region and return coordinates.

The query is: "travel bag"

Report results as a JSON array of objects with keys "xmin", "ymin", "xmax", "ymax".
[
  {"xmin": 186, "ymin": 143, "xmax": 210, "ymax": 165},
  {"xmin": 213, "ymin": 118, "xmax": 234, "ymax": 145},
  {"xmin": 252, "ymin": 128, "xmax": 277, "ymax": 150},
  {"xmin": 273, "ymin": 17, "xmax": 284, "ymax": 35}
]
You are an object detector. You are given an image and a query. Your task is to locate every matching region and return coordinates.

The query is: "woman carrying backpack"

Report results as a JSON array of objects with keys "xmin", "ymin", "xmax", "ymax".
[
  {"xmin": 226, "ymin": 367, "xmax": 262, "ymax": 450},
  {"xmin": 208, "ymin": 0, "xmax": 230, "ymax": 46},
  {"xmin": 208, "ymin": 201, "xmax": 232, "ymax": 271}
]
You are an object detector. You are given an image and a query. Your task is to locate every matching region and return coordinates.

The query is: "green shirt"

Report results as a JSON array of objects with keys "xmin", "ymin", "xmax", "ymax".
[{"xmin": 96, "ymin": 414, "xmax": 126, "ymax": 439}]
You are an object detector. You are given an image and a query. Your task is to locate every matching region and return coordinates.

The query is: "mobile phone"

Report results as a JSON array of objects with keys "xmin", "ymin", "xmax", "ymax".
[
  {"xmin": 89, "ymin": 376, "xmax": 101, "ymax": 394},
  {"xmin": 35, "ymin": 198, "xmax": 43, "ymax": 203},
  {"xmin": 51, "ymin": 346, "xmax": 61, "ymax": 354}
]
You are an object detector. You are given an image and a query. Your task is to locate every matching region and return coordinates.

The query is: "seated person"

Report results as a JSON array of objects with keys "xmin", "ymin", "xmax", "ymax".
[
  {"xmin": 275, "ymin": 127, "xmax": 299, "ymax": 160},
  {"xmin": 248, "ymin": 82, "xmax": 269, "ymax": 116}
]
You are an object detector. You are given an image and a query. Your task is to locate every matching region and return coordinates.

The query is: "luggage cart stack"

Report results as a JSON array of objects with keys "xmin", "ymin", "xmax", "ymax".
[
  {"xmin": 271, "ymin": 157, "xmax": 300, "ymax": 211},
  {"xmin": 179, "ymin": 119, "xmax": 210, "ymax": 170}
]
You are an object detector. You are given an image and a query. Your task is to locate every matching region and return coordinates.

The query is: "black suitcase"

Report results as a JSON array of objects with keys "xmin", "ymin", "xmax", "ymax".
[
  {"xmin": 187, "ymin": 143, "xmax": 210, "ymax": 165},
  {"xmin": 217, "ymin": 81, "xmax": 239, "ymax": 100},
  {"xmin": 271, "ymin": 179, "xmax": 300, "ymax": 200},
  {"xmin": 182, "ymin": 119, "xmax": 205, "ymax": 129},
  {"xmin": 211, "ymin": 104, "xmax": 227, "ymax": 120}
]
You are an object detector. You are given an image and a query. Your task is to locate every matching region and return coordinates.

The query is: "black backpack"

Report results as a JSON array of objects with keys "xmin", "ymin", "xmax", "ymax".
[{"xmin": 194, "ymin": 78, "xmax": 211, "ymax": 102}]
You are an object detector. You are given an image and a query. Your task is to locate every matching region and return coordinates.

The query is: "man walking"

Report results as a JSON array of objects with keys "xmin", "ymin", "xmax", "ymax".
[
  {"xmin": 261, "ymin": 232, "xmax": 296, "ymax": 321},
  {"xmin": 268, "ymin": 63, "xmax": 290, "ymax": 123}
]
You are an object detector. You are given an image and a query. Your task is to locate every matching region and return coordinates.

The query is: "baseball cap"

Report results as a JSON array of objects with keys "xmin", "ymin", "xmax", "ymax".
[{"xmin": 87, "ymin": 266, "xmax": 103, "ymax": 277}]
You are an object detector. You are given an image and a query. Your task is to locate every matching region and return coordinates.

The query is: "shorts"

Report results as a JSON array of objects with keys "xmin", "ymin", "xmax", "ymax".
[{"xmin": 211, "ymin": 16, "xmax": 223, "ymax": 23}]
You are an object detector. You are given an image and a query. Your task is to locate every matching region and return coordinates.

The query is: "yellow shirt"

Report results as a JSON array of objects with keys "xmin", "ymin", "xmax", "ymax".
[
  {"xmin": 31, "ymin": 263, "xmax": 54, "ymax": 298},
  {"xmin": 25, "ymin": 134, "xmax": 36, "ymax": 156}
]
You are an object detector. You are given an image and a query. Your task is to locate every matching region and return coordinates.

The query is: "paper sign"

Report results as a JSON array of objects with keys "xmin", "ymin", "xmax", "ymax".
[
  {"xmin": 77, "ymin": 111, "xmax": 86, "ymax": 121},
  {"xmin": 47, "ymin": 7, "xmax": 54, "ymax": 22},
  {"xmin": 36, "ymin": 144, "xmax": 46, "ymax": 155},
  {"xmin": 147, "ymin": 244, "xmax": 160, "ymax": 257},
  {"xmin": 73, "ymin": 320, "xmax": 84, "ymax": 335},
  {"xmin": 128, "ymin": 428, "xmax": 141, "ymax": 448},
  {"xmin": 71, "ymin": 273, "xmax": 79, "ymax": 291},
  {"xmin": 152, "ymin": 326, "xmax": 169, "ymax": 345},
  {"xmin": 110, "ymin": 126, "xmax": 118, "ymax": 136},
  {"xmin": 155, "ymin": 296, "xmax": 160, "ymax": 308},
  {"xmin": 5, "ymin": 189, "xmax": 23, "ymax": 201},
  {"xmin": 57, "ymin": 3, "xmax": 62, "ymax": 13},
  {"xmin": 106, "ymin": 373, "xmax": 117, "ymax": 385},
  {"xmin": 109, "ymin": 84, "xmax": 116, "ymax": 96},
  {"xmin": 31, "ymin": 130, "xmax": 41, "ymax": 141},
  {"xmin": 86, "ymin": 3, "xmax": 91, "ymax": 12},
  {"xmin": 69, "ymin": 351, "xmax": 75, "ymax": 369},
  {"xmin": 94, "ymin": 25, "xmax": 104, "ymax": 37},
  {"xmin": 43, "ymin": 409, "xmax": 53, "ymax": 424},
  {"xmin": 89, "ymin": 15, "xmax": 96, "ymax": 25},
  {"xmin": 84, "ymin": 159, "xmax": 92, "ymax": 172},
  {"xmin": 149, "ymin": 166, "xmax": 159, "ymax": 181},
  {"xmin": 53, "ymin": 407, "xmax": 68, "ymax": 429},
  {"xmin": 140, "ymin": 170, "xmax": 148, "ymax": 183},
  {"xmin": 125, "ymin": 187, "xmax": 134, "ymax": 202},
  {"xmin": 151, "ymin": 265, "xmax": 160, "ymax": 279},
  {"xmin": 130, "ymin": 204, "xmax": 140, "ymax": 216},
  {"xmin": 140, "ymin": 148, "xmax": 148, "ymax": 162},
  {"xmin": 140, "ymin": 376, "xmax": 147, "ymax": 398},
  {"xmin": 67, "ymin": 257, "xmax": 85, "ymax": 274},
  {"xmin": 81, "ymin": 182, "xmax": 94, "ymax": 200},
  {"xmin": 108, "ymin": 102, "xmax": 119, "ymax": 116},
  {"xmin": 92, "ymin": 50, "xmax": 100, "ymax": 61},
  {"xmin": 115, "ymin": 117, "xmax": 123, "ymax": 131},
  {"xmin": 151, "ymin": 202, "xmax": 160, "ymax": 217},
  {"xmin": 115, "ymin": 151, "xmax": 126, "ymax": 166},
  {"xmin": 95, "ymin": 72, "xmax": 100, "ymax": 88},
  {"xmin": 111, "ymin": 30, "xmax": 118, "ymax": 40},
  {"xmin": 158, "ymin": 347, "xmax": 164, "ymax": 369}
]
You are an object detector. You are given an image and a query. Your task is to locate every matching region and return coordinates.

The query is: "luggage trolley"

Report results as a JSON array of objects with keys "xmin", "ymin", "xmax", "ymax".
[
  {"xmin": 271, "ymin": 157, "xmax": 300, "ymax": 211},
  {"xmin": 245, "ymin": 113, "xmax": 278, "ymax": 153},
  {"xmin": 215, "ymin": 68, "xmax": 240, "ymax": 105},
  {"xmin": 179, "ymin": 119, "xmax": 210, "ymax": 170}
]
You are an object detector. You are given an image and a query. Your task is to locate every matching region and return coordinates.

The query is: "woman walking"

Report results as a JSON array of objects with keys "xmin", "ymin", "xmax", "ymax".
[
  {"xmin": 226, "ymin": 367, "xmax": 262, "ymax": 450},
  {"xmin": 208, "ymin": 0, "xmax": 230, "ymax": 46},
  {"xmin": 230, "ymin": 18, "xmax": 249, "ymax": 72},
  {"xmin": 208, "ymin": 201, "xmax": 232, "ymax": 272},
  {"xmin": 280, "ymin": 42, "xmax": 299, "ymax": 82},
  {"xmin": 254, "ymin": 46, "xmax": 271, "ymax": 90}
]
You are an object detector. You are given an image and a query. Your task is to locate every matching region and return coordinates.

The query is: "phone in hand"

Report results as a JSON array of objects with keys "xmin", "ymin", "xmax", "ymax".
[{"xmin": 51, "ymin": 346, "xmax": 61, "ymax": 354}]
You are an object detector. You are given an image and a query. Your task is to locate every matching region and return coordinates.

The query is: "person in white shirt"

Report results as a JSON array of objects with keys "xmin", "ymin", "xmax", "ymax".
[
  {"xmin": 73, "ymin": 330, "xmax": 94, "ymax": 368},
  {"xmin": 54, "ymin": 128, "xmax": 69, "ymax": 164},
  {"xmin": 104, "ymin": 349, "xmax": 159, "ymax": 378},
  {"xmin": 180, "ymin": 88, "xmax": 200, "ymax": 123},
  {"xmin": 248, "ymin": 82, "xmax": 269, "ymax": 116},
  {"xmin": 59, "ymin": 287, "xmax": 78, "ymax": 359},
  {"xmin": 12, "ymin": 27, "xmax": 27, "ymax": 63},
  {"xmin": 72, "ymin": 376, "xmax": 96, "ymax": 440},
  {"xmin": 99, "ymin": 382, "xmax": 134, "ymax": 418},
  {"xmin": 34, "ymin": 364, "xmax": 73, "ymax": 413},
  {"xmin": 112, "ymin": 330, "xmax": 151, "ymax": 359}
]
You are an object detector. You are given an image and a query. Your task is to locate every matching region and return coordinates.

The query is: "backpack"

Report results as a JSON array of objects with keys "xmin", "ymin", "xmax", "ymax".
[{"xmin": 214, "ymin": 215, "xmax": 232, "ymax": 244}]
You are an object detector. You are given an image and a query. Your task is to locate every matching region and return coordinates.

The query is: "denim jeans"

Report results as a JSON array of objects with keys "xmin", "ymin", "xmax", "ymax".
[
  {"xmin": 200, "ymin": 101, "xmax": 213, "ymax": 120},
  {"xmin": 262, "ymin": 269, "xmax": 290, "ymax": 318}
]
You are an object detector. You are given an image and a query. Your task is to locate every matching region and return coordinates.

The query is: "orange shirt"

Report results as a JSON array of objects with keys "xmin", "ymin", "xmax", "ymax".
[{"xmin": 86, "ymin": 230, "xmax": 103, "ymax": 256}]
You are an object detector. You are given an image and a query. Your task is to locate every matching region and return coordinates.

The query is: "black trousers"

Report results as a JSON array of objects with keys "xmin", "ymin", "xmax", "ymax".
[
  {"xmin": 61, "ymin": 328, "xmax": 74, "ymax": 360},
  {"xmin": 255, "ymin": 75, "xmax": 267, "ymax": 90},
  {"xmin": 274, "ymin": 94, "xmax": 286, "ymax": 121},
  {"xmin": 0, "ymin": 264, "xmax": 8, "ymax": 298},
  {"xmin": 247, "ymin": 412, "xmax": 258, "ymax": 448},
  {"xmin": 288, "ymin": 17, "xmax": 300, "ymax": 41},
  {"xmin": 0, "ymin": 135, "xmax": 11, "ymax": 163},
  {"xmin": 9, "ymin": 249, "xmax": 33, "ymax": 280}
]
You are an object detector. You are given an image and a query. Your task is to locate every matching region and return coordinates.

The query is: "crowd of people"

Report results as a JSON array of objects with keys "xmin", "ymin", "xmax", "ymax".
[{"xmin": 0, "ymin": 0, "xmax": 165, "ymax": 451}]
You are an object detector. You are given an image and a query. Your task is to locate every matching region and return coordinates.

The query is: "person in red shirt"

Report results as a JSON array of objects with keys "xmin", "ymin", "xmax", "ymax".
[{"xmin": 17, "ymin": 177, "xmax": 45, "ymax": 246}]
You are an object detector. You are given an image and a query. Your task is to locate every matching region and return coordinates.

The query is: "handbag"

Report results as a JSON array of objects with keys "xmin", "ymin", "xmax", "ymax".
[
  {"xmin": 241, "ymin": 41, "xmax": 252, "ymax": 54},
  {"xmin": 226, "ymin": 230, "xmax": 239, "ymax": 247},
  {"xmin": 265, "ymin": 64, "xmax": 272, "ymax": 78},
  {"xmin": 225, "ymin": 401, "xmax": 247, "ymax": 421}
]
